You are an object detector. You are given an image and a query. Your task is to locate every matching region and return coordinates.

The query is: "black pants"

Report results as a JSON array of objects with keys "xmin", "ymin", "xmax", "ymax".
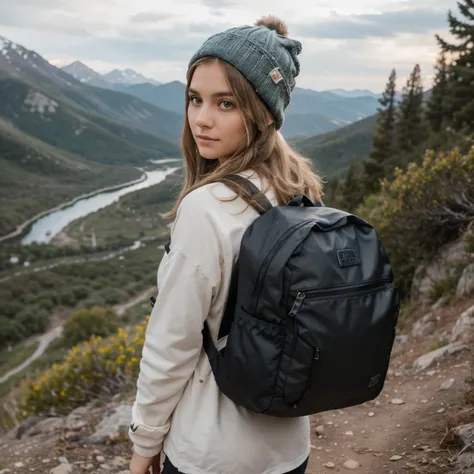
[{"xmin": 162, "ymin": 456, "xmax": 309, "ymax": 474}]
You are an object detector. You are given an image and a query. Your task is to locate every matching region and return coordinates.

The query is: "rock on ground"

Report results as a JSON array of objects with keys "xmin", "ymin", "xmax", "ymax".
[
  {"xmin": 457, "ymin": 263, "xmax": 474, "ymax": 298},
  {"xmin": 412, "ymin": 342, "xmax": 469, "ymax": 371},
  {"xmin": 81, "ymin": 405, "xmax": 132, "ymax": 444},
  {"xmin": 411, "ymin": 312, "xmax": 436, "ymax": 337},
  {"xmin": 453, "ymin": 422, "xmax": 474, "ymax": 450},
  {"xmin": 450, "ymin": 305, "xmax": 474, "ymax": 343}
]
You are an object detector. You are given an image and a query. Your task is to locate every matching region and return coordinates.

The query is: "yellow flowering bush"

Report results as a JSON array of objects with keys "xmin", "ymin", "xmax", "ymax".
[
  {"xmin": 17, "ymin": 317, "xmax": 149, "ymax": 419},
  {"xmin": 356, "ymin": 146, "xmax": 474, "ymax": 296}
]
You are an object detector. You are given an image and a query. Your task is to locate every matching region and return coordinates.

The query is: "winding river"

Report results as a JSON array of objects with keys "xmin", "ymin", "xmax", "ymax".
[{"xmin": 21, "ymin": 164, "xmax": 181, "ymax": 245}]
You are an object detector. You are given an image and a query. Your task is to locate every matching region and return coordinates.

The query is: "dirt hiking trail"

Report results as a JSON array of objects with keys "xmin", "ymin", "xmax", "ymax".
[{"xmin": 0, "ymin": 296, "xmax": 473, "ymax": 474}]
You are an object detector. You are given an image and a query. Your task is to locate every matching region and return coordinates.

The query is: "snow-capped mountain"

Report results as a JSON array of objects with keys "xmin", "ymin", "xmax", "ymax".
[
  {"xmin": 1, "ymin": 35, "xmax": 38, "ymax": 67},
  {"xmin": 102, "ymin": 68, "xmax": 161, "ymax": 86},
  {"xmin": 61, "ymin": 60, "xmax": 102, "ymax": 84},
  {"xmin": 0, "ymin": 35, "xmax": 82, "ymax": 86},
  {"xmin": 61, "ymin": 62, "xmax": 161, "ymax": 88}
]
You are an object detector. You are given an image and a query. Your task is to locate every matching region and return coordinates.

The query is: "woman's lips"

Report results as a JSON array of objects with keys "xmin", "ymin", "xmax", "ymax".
[{"xmin": 196, "ymin": 135, "xmax": 219, "ymax": 143}]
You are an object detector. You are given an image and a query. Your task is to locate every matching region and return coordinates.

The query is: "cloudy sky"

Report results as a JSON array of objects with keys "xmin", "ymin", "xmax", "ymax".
[{"xmin": 0, "ymin": 0, "xmax": 458, "ymax": 92}]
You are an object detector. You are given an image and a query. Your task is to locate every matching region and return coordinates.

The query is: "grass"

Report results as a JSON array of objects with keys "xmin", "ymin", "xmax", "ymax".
[
  {"xmin": 0, "ymin": 339, "xmax": 40, "ymax": 377},
  {"xmin": 428, "ymin": 339, "xmax": 449, "ymax": 352}
]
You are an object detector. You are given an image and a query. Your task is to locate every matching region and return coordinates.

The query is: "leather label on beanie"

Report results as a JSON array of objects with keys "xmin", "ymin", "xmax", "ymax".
[{"xmin": 270, "ymin": 67, "xmax": 283, "ymax": 84}]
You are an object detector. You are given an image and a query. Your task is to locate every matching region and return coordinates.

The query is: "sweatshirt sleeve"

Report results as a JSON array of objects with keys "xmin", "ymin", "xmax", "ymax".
[{"xmin": 128, "ymin": 189, "xmax": 222, "ymax": 458}]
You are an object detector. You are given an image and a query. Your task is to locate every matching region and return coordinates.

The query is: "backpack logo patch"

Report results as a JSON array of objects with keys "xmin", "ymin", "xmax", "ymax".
[
  {"xmin": 337, "ymin": 249, "xmax": 360, "ymax": 268},
  {"xmin": 368, "ymin": 374, "xmax": 381, "ymax": 387},
  {"xmin": 270, "ymin": 67, "xmax": 283, "ymax": 84},
  {"xmin": 130, "ymin": 423, "xmax": 138, "ymax": 432}
]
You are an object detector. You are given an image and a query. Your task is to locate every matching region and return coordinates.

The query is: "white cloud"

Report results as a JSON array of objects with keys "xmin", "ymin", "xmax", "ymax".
[{"xmin": 0, "ymin": 0, "xmax": 459, "ymax": 91}]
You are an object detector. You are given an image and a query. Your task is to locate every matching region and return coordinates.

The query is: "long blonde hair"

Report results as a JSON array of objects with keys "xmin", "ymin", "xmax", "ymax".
[{"xmin": 165, "ymin": 56, "xmax": 324, "ymax": 219}]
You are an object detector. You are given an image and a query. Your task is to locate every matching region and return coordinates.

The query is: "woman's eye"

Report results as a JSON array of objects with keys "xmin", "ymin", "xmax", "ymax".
[
  {"xmin": 189, "ymin": 96, "xmax": 201, "ymax": 105},
  {"xmin": 220, "ymin": 101, "xmax": 234, "ymax": 109}
]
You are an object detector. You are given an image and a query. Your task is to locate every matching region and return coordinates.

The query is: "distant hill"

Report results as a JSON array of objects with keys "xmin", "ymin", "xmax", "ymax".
[
  {"xmin": 326, "ymin": 88, "xmax": 379, "ymax": 99},
  {"xmin": 281, "ymin": 112, "xmax": 342, "ymax": 138},
  {"xmin": 292, "ymin": 115, "xmax": 377, "ymax": 178},
  {"xmin": 292, "ymin": 87, "xmax": 434, "ymax": 178},
  {"xmin": 119, "ymin": 81, "xmax": 185, "ymax": 116}
]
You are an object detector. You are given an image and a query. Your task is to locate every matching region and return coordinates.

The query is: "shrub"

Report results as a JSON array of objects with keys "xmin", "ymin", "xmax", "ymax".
[
  {"xmin": 72, "ymin": 286, "xmax": 90, "ymax": 300},
  {"xmin": 17, "ymin": 319, "xmax": 148, "ymax": 418},
  {"xmin": 102, "ymin": 288, "xmax": 128, "ymax": 305},
  {"xmin": 0, "ymin": 316, "xmax": 25, "ymax": 345},
  {"xmin": 59, "ymin": 290, "xmax": 77, "ymax": 307},
  {"xmin": 62, "ymin": 306, "xmax": 120, "ymax": 347},
  {"xmin": 15, "ymin": 308, "xmax": 50, "ymax": 334},
  {"xmin": 380, "ymin": 147, "xmax": 474, "ymax": 257},
  {"xmin": 0, "ymin": 301, "xmax": 23, "ymax": 319},
  {"xmin": 356, "ymin": 146, "xmax": 474, "ymax": 297}
]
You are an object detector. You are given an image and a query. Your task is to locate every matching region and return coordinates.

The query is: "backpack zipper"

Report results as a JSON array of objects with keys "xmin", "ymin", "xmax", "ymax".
[
  {"xmin": 292, "ymin": 279, "xmax": 392, "ymax": 303},
  {"xmin": 251, "ymin": 219, "xmax": 313, "ymax": 314},
  {"xmin": 288, "ymin": 291, "xmax": 306, "ymax": 355}
]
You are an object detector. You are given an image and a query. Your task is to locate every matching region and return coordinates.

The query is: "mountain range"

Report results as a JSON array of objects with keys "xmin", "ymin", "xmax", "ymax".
[
  {"xmin": 0, "ymin": 35, "xmax": 183, "ymax": 236},
  {"xmin": 96, "ymin": 80, "xmax": 381, "ymax": 138},
  {"xmin": 61, "ymin": 61, "xmax": 162, "ymax": 89},
  {"xmin": 62, "ymin": 61, "xmax": 382, "ymax": 138},
  {"xmin": 0, "ymin": 33, "xmax": 384, "ymax": 237}
]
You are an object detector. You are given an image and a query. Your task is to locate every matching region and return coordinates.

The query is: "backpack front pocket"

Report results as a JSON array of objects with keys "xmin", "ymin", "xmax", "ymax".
[
  {"xmin": 221, "ymin": 306, "xmax": 286, "ymax": 413},
  {"xmin": 281, "ymin": 280, "xmax": 397, "ymax": 414}
]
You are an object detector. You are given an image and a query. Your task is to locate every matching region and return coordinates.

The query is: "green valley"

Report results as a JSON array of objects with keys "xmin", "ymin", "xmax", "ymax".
[{"xmin": 0, "ymin": 118, "xmax": 147, "ymax": 236}]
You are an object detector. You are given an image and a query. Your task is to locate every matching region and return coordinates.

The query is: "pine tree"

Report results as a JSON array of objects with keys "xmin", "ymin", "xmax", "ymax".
[
  {"xmin": 342, "ymin": 157, "xmax": 364, "ymax": 212},
  {"xmin": 436, "ymin": 0, "xmax": 474, "ymax": 131},
  {"xmin": 395, "ymin": 64, "xmax": 425, "ymax": 160},
  {"xmin": 363, "ymin": 69, "xmax": 397, "ymax": 193},
  {"xmin": 426, "ymin": 52, "xmax": 449, "ymax": 133}
]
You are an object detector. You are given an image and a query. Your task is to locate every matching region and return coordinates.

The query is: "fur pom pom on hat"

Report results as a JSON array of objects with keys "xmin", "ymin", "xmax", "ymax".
[{"xmin": 188, "ymin": 15, "xmax": 302, "ymax": 130}]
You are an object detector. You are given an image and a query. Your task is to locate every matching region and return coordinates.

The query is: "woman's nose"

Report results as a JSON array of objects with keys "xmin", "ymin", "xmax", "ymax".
[{"xmin": 194, "ymin": 105, "xmax": 213, "ymax": 128}]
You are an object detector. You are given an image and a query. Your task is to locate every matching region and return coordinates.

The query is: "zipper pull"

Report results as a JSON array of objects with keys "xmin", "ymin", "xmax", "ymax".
[{"xmin": 289, "ymin": 291, "xmax": 305, "ymax": 317}]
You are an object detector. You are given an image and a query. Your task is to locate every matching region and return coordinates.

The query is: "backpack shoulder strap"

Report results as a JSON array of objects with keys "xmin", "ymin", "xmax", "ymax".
[
  {"xmin": 202, "ymin": 175, "xmax": 273, "ymax": 360},
  {"xmin": 220, "ymin": 174, "xmax": 273, "ymax": 215}
]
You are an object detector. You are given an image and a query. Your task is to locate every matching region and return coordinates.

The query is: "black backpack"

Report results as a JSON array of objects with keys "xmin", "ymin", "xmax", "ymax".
[{"xmin": 152, "ymin": 174, "xmax": 400, "ymax": 417}]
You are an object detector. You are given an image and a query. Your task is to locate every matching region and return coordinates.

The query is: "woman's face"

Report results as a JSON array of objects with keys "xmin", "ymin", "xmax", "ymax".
[{"xmin": 187, "ymin": 61, "xmax": 247, "ymax": 164}]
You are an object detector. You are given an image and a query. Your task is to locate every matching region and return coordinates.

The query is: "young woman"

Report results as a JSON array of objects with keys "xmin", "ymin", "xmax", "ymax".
[{"xmin": 129, "ymin": 15, "xmax": 324, "ymax": 474}]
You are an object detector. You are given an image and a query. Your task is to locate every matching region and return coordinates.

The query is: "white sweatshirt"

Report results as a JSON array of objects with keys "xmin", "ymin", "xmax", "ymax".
[{"xmin": 129, "ymin": 170, "xmax": 310, "ymax": 474}]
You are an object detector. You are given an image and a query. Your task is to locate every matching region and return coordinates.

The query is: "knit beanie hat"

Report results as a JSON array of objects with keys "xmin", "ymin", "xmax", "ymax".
[{"xmin": 187, "ymin": 16, "xmax": 302, "ymax": 130}]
